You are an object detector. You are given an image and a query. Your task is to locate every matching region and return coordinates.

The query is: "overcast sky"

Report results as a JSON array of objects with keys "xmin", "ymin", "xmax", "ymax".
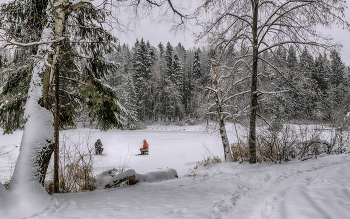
[
  {"xmin": 0, "ymin": 0, "xmax": 348, "ymax": 65},
  {"xmin": 117, "ymin": 1, "xmax": 350, "ymax": 66}
]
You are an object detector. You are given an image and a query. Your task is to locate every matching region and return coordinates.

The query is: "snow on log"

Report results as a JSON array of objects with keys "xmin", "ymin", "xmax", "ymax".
[
  {"xmin": 95, "ymin": 169, "xmax": 137, "ymax": 189},
  {"xmin": 136, "ymin": 168, "xmax": 178, "ymax": 182},
  {"xmin": 95, "ymin": 168, "xmax": 178, "ymax": 189}
]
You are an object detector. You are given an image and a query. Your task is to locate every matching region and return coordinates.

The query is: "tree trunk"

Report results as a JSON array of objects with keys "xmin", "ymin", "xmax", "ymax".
[
  {"xmin": 249, "ymin": 0, "xmax": 259, "ymax": 164},
  {"xmin": 10, "ymin": 0, "xmax": 70, "ymax": 194},
  {"xmin": 217, "ymin": 115, "xmax": 233, "ymax": 162},
  {"xmin": 211, "ymin": 62, "xmax": 234, "ymax": 162},
  {"xmin": 9, "ymin": 50, "xmax": 54, "ymax": 194},
  {"xmin": 52, "ymin": 0, "xmax": 69, "ymax": 193},
  {"xmin": 54, "ymin": 64, "xmax": 60, "ymax": 193}
]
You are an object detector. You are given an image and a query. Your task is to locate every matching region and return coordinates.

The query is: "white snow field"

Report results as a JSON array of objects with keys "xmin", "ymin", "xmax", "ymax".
[{"xmin": 1, "ymin": 124, "xmax": 350, "ymax": 219}]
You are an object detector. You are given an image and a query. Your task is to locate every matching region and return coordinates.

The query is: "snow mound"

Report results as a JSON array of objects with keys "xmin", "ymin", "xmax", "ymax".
[
  {"xmin": 0, "ymin": 185, "xmax": 52, "ymax": 219},
  {"xmin": 136, "ymin": 168, "xmax": 178, "ymax": 182},
  {"xmin": 0, "ymin": 182, "xmax": 9, "ymax": 199},
  {"xmin": 95, "ymin": 168, "xmax": 178, "ymax": 189}
]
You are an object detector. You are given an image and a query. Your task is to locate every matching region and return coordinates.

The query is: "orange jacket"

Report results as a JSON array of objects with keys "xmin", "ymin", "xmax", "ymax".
[{"xmin": 142, "ymin": 141, "xmax": 149, "ymax": 151}]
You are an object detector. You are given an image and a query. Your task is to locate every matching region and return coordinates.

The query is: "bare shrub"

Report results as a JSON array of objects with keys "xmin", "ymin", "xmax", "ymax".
[
  {"xmin": 231, "ymin": 139, "xmax": 249, "ymax": 163},
  {"xmin": 230, "ymin": 126, "xmax": 298, "ymax": 163},
  {"xmin": 3, "ymin": 180, "xmax": 10, "ymax": 190},
  {"xmin": 185, "ymin": 155, "xmax": 222, "ymax": 177},
  {"xmin": 47, "ymin": 131, "xmax": 95, "ymax": 194},
  {"xmin": 231, "ymin": 123, "xmax": 350, "ymax": 164},
  {"xmin": 185, "ymin": 165, "xmax": 199, "ymax": 177},
  {"xmin": 258, "ymin": 126, "xmax": 298, "ymax": 163},
  {"xmin": 293, "ymin": 121, "xmax": 350, "ymax": 159}
]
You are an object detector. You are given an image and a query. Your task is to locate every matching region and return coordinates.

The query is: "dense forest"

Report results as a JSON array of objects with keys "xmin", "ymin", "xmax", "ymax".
[
  {"xmin": 103, "ymin": 39, "xmax": 350, "ymax": 130},
  {"xmin": 1, "ymin": 40, "xmax": 349, "ymax": 131}
]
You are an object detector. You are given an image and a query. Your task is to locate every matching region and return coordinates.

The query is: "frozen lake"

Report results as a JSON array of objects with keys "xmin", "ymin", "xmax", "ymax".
[{"xmin": 0, "ymin": 124, "xmax": 231, "ymax": 183}]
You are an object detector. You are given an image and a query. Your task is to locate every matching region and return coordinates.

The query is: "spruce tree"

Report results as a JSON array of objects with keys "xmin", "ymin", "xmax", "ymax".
[
  {"xmin": 193, "ymin": 48, "xmax": 202, "ymax": 80},
  {"xmin": 172, "ymin": 54, "xmax": 183, "ymax": 87},
  {"xmin": 155, "ymin": 42, "xmax": 168, "ymax": 120},
  {"xmin": 158, "ymin": 42, "xmax": 165, "ymax": 58},
  {"xmin": 327, "ymin": 50, "xmax": 348, "ymax": 122},
  {"xmin": 165, "ymin": 42, "xmax": 173, "ymax": 78},
  {"xmin": 297, "ymin": 47, "xmax": 316, "ymax": 119},
  {"xmin": 0, "ymin": 48, "xmax": 32, "ymax": 133},
  {"xmin": 132, "ymin": 38, "xmax": 155, "ymax": 121},
  {"xmin": 312, "ymin": 54, "xmax": 328, "ymax": 95},
  {"xmin": 330, "ymin": 50, "xmax": 345, "ymax": 87}
]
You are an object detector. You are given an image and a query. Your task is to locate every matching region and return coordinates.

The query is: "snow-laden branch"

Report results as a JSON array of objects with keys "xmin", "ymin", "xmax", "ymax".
[
  {"xmin": 205, "ymin": 86, "xmax": 218, "ymax": 94},
  {"xmin": 207, "ymin": 103, "xmax": 217, "ymax": 111},
  {"xmin": 59, "ymin": 89, "xmax": 79, "ymax": 98},
  {"xmin": 222, "ymin": 90, "xmax": 250, "ymax": 104},
  {"xmin": 60, "ymin": 76, "xmax": 88, "ymax": 85},
  {"xmin": 1, "ymin": 37, "xmax": 65, "ymax": 49},
  {"xmin": 0, "ymin": 63, "xmax": 33, "ymax": 76},
  {"xmin": 231, "ymin": 75, "xmax": 252, "ymax": 88},
  {"xmin": 95, "ymin": 78, "xmax": 119, "ymax": 93},
  {"xmin": 257, "ymin": 90, "xmax": 290, "ymax": 96},
  {"xmin": 66, "ymin": 0, "xmax": 92, "ymax": 15},
  {"xmin": 206, "ymin": 112, "xmax": 217, "ymax": 116},
  {"xmin": 217, "ymin": 59, "xmax": 251, "ymax": 83}
]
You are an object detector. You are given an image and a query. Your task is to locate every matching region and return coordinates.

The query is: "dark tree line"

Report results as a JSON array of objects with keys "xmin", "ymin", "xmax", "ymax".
[
  {"xmin": 1, "ymin": 40, "xmax": 349, "ymax": 132},
  {"xmin": 105, "ymin": 40, "xmax": 350, "ymax": 131},
  {"xmin": 262, "ymin": 47, "xmax": 350, "ymax": 125},
  {"xmin": 107, "ymin": 39, "xmax": 211, "ymax": 128}
]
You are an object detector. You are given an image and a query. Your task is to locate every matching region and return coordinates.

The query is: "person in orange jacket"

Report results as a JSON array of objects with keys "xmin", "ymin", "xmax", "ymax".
[{"xmin": 139, "ymin": 139, "xmax": 149, "ymax": 155}]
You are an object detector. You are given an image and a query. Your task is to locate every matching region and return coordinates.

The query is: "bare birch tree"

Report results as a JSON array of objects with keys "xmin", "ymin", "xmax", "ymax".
[
  {"xmin": 196, "ymin": 0, "xmax": 350, "ymax": 163},
  {"xmin": 206, "ymin": 44, "xmax": 251, "ymax": 162}
]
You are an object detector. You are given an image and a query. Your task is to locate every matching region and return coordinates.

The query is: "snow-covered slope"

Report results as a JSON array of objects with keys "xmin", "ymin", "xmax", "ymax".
[{"xmin": 0, "ymin": 125, "xmax": 349, "ymax": 218}]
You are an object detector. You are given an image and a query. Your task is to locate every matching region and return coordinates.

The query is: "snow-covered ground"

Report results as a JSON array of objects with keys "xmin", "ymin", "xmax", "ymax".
[{"xmin": 1, "ymin": 124, "xmax": 350, "ymax": 218}]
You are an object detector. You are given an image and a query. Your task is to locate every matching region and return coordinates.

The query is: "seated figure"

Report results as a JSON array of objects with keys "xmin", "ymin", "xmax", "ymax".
[
  {"xmin": 94, "ymin": 139, "xmax": 104, "ymax": 155},
  {"xmin": 139, "ymin": 139, "xmax": 149, "ymax": 155}
]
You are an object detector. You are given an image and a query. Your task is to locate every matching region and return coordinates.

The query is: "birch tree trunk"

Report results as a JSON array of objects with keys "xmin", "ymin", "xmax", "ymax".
[{"xmin": 210, "ymin": 61, "xmax": 234, "ymax": 162}]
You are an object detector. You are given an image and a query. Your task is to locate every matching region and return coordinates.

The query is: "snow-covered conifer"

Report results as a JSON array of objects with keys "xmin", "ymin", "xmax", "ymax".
[
  {"xmin": 329, "ymin": 50, "xmax": 345, "ymax": 87},
  {"xmin": 165, "ymin": 42, "xmax": 173, "ymax": 78},
  {"xmin": 193, "ymin": 48, "xmax": 202, "ymax": 80}
]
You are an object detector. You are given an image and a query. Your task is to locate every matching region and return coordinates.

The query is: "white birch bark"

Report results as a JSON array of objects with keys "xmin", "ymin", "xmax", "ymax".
[{"xmin": 210, "ymin": 61, "xmax": 234, "ymax": 162}]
